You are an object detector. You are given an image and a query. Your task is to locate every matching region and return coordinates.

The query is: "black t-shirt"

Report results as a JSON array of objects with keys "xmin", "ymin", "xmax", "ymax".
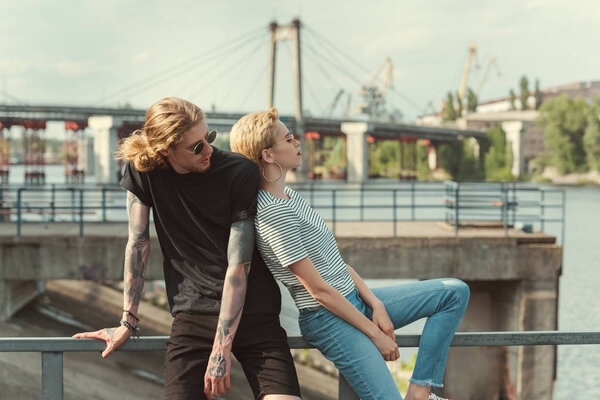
[{"xmin": 120, "ymin": 147, "xmax": 281, "ymax": 316}]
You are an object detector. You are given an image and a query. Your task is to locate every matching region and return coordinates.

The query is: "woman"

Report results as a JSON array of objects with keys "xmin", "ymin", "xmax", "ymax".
[{"xmin": 230, "ymin": 108, "xmax": 469, "ymax": 400}]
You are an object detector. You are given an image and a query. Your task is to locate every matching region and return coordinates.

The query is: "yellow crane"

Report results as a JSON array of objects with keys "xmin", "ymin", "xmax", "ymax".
[{"xmin": 458, "ymin": 41, "xmax": 478, "ymax": 101}]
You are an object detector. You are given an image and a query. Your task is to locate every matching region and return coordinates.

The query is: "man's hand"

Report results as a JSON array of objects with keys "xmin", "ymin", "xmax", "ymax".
[
  {"xmin": 72, "ymin": 325, "xmax": 131, "ymax": 358},
  {"xmin": 203, "ymin": 338, "xmax": 233, "ymax": 399}
]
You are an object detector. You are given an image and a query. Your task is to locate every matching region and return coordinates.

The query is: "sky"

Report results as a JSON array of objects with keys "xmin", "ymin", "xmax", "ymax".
[{"xmin": 2, "ymin": 0, "xmax": 600, "ymax": 126}]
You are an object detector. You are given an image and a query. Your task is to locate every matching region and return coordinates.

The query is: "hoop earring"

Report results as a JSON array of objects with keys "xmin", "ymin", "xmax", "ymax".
[{"xmin": 262, "ymin": 161, "xmax": 283, "ymax": 183}]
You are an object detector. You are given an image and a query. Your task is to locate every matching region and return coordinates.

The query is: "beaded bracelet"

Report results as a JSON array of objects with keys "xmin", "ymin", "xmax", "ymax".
[{"xmin": 120, "ymin": 319, "xmax": 140, "ymax": 339}]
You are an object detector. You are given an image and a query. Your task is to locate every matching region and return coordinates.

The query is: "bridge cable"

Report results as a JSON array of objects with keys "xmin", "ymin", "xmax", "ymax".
[
  {"xmin": 236, "ymin": 58, "xmax": 269, "ymax": 111},
  {"xmin": 104, "ymin": 30, "xmax": 265, "ymax": 105},
  {"xmin": 302, "ymin": 42, "xmax": 363, "ymax": 87},
  {"xmin": 215, "ymin": 37, "xmax": 266, "ymax": 108},
  {"xmin": 108, "ymin": 32, "xmax": 266, "ymax": 106},
  {"xmin": 191, "ymin": 38, "xmax": 268, "ymax": 106},
  {"xmin": 97, "ymin": 27, "xmax": 266, "ymax": 104},
  {"xmin": 304, "ymin": 27, "xmax": 373, "ymax": 76},
  {"xmin": 0, "ymin": 89, "xmax": 27, "ymax": 105},
  {"xmin": 305, "ymin": 27, "xmax": 427, "ymax": 115},
  {"xmin": 279, "ymin": 42, "xmax": 324, "ymax": 115}
]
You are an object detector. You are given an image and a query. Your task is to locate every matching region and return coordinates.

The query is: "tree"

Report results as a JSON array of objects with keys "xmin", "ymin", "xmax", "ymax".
[
  {"xmin": 466, "ymin": 88, "xmax": 478, "ymax": 112},
  {"xmin": 442, "ymin": 92, "xmax": 457, "ymax": 121},
  {"xmin": 485, "ymin": 125, "xmax": 514, "ymax": 180},
  {"xmin": 520, "ymin": 76, "xmax": 530, "ymax": 110},
  {"xmin": 534, "ymin": 79, "xmax": 543, "ymax": 110},
  {"xmin": 584, "ymin": 97, "xmax": 600, "ymax": 171},
  {"xmin": 509, "ymin": 89, "xmax": 517, "ymax": 111},
  {"xmin": 536, "ymin": 94, "xmax": 589, "ymax": 173}
]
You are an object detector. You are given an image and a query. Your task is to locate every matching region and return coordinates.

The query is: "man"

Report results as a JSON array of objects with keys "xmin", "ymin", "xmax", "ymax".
[{"xmin": 73, "ymin": 97, "xmax": 301, "ymax": 400}]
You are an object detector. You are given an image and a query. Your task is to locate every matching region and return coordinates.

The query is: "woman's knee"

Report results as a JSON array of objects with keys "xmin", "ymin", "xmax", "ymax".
[{"xmin": 442, "ymin": 278, "xmax": 470, "ymax": 304}]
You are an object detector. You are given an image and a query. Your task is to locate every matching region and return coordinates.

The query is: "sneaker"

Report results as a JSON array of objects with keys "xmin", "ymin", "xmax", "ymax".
[{"xmin": 428, "ymin": 393, "xmax": 449, "ymax": 400}]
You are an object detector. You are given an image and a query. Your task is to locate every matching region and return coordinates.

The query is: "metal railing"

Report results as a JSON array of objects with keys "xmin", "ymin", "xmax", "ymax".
[
  {"xmin": 1, "ymin": 331, "xmax": 598, "ymax": 400},
  {"xmin": 0, "ymin": 182, "xmax": 565, "ymax": 242},
  {"xmin": 443, "ymin": 181, "xmax": 566, "ymax": 241}
]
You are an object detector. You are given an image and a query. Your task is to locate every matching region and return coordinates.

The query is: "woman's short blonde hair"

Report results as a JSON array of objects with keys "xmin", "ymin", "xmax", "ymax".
[
  {"xmin": 229, "ymin": 108, "xmax": 280, "ymax": 167},
  {"xmin": 115, "ymin": 97, "xmax": 205, "ymax": 172}
]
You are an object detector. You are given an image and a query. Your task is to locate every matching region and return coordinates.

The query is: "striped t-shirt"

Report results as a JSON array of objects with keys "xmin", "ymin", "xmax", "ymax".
[{"xmin": 255, "ymin": 186, "xmax": 355, "ymax": 309}]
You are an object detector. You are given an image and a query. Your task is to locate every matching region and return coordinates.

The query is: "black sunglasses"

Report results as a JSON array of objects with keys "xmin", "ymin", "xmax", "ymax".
[{"xmin": 191, "ymin": 130, "xmax": 218, "ymax": 154}]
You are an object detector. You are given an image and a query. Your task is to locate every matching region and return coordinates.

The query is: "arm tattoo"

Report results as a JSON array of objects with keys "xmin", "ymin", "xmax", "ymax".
[
  {"xmin": 124, "ymin": 192, "xmax": 150, "ymax": 310},
  {"xmin": 208, "ymin": 354, "xmax": 226, "ymax": 378}
]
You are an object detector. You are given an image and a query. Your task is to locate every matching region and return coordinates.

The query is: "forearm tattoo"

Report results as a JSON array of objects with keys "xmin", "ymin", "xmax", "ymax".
[{"xmin": 124, "ymin": 192, "xmax": 150, "ymax": 309}]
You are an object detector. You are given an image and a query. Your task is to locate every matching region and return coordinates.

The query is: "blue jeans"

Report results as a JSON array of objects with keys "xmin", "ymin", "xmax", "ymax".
[{"xmin": 298, "ymin": 278, "xmax": 470, "ymax": 400}]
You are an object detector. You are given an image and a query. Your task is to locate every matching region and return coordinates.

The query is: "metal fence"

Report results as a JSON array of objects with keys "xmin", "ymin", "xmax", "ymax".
[
  {"xmin": 1, "ymin": 331, "xmax": 598, "ymax": 400},
  {"xmin": 0, "ymin": 181, "xmax": 565, "ymax": 241}
]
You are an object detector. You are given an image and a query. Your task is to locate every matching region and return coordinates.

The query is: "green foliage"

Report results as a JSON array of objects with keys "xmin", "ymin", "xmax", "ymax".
[
  {"xmin": 455, "ymin": 91, "xmax": 463, "ymax": 118},
  {"xmin": 368, "ymin": 140, "xmax": 418, "ymax": 179},
  {"xmin": 583, "ymin": 97, "xmax": 600, "ymax": 171},
  {"xmin": 509, "ymin": 89, "xmax": 517, "ymax": 111},
  {"xmin": 442, "ymin": 92, "xmax": 457, "ymax": 121},
  {"xmin": 437, "ymin": 138, "xmax": 484, "ymax": 181},
  {"xmin": 535, "ymin": 79, "xmax": 543, "ymax": 110},
  {"xmin": 484, "ymin": 125, "xmax": 514, "ymax": 180},
  {"xmin": 466, "ymin": 88, "xmax": 478, "ymax": 112},
  {"xmin": 520, "ymin": 76, "xmax": 530, "ymax": 110},
  {"xmin": 536, "ymin": 94, "xmax": 589, "ymax": 173}
]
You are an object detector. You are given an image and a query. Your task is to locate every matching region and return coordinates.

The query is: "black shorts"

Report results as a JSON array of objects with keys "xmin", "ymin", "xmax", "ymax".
[{"xmin": 164, "ymin": 312, "xmax": 300, "ymax": 400}]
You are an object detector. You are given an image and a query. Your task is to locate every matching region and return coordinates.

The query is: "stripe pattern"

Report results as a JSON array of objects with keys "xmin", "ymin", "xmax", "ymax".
[{"xmin": 255, "ymin": 186, "xmax": 355, "ymax": 309}]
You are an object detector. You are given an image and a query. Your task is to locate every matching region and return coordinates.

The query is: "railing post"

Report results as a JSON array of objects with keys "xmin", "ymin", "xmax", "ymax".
[
  {"xmin": 393, "ymin": 189, "xmax": 397, "ymax": 237},
  {"xmin": 101, "ymin": 188, "xmax": 107, "ymax": 223},
  {"xmin": 360, "ymin": 185, "xmax": 364, "ymax": 221},
  {"xmin": 42, "ymin": 351, "xmax": 63, "ymax": 400},
  {"xmin": 540, "ymin": 190, "xmax": 545, "ymax": 233},
  {"xmin": 454, "ymin": 184, "xmax": 459, "ymax": 236},
  {"xmin": 50, "ymin": 183, "xmax": 56, "ymax": 222},
  {"xmin": 502, "ymin": 186, "xmax": 508, "ymax": 237},
  {"xmin": 411, "ymin": 180, "xmax": 416, "ymax": 221},
  {"xmin": 332, "ymin": 190, "xmax": 337, "ymax": 235},
  {"xmin": 70, "ymin": 189, "xmax": 75, "ymax": 223},
  {"xmin": 79, "ymin": 190, "xmax": 84, "ymax": 237},
  {"xmin": 17, "ymin": 188, "xmax": 22, "ymax": 237},
  {"xmin": 561, "ymin": 189, "xmax": 566, "ymax": 246},
  {"xmin": 338, "ymin": 374, "xmax": 359, "ymax": 400}
]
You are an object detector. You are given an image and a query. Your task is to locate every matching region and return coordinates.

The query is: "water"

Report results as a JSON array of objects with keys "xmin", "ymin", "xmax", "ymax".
[{"xmin": 4, "ymin": 165, "xmax": 599, "ymax": 396}]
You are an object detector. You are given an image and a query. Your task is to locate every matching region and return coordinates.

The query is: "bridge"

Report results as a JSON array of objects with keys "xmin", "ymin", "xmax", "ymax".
[{"xmin": 0, "ymin": 19, "xmax": 487, "ymax": 185}]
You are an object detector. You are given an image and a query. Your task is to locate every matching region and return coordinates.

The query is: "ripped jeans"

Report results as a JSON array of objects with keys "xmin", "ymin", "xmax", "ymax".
[{"xmin": 298, "ymin": 278, "xmax": 470, "ymax": 400}]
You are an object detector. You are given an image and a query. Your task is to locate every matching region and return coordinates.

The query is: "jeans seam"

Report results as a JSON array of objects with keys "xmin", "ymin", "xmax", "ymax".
[
  {"xmin": 317, "ymin": 312, "xmax": 377, "ymax": 400},
  {"xmin": 430, "ymin": 285, "xmax": 462, "ymax": 385}
]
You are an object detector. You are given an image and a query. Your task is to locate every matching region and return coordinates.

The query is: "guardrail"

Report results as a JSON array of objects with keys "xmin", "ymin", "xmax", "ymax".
[
  {"xmin": 1, "ymin": 332, "xmax": 598, "ymax": 400},
  {"xmin": 0, "ymin": 181, "xmax": 565, "ymax": 242}
]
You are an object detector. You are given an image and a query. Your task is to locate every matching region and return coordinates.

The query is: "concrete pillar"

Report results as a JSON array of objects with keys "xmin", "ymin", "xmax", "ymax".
[
  {"xmin": 0, "ymin": 280, "xmax": 40, "ymax": 321},
  {"xmin": 445, "ymin": 279, "xmax": 558, "ymax": 400},
  {"xmin": 341, "ymin": 122, "xmax": 370, "ymax": 183},
  {"xmin": 89, "ymin": 116, "xmax": 122, "ymax": 184},
  {"xmin": 502, "ymin": 121, "xmax": 525, "ymax": 178},
  {"xmin": 427, "ymin": 145, "xmax": 438, "ymax": 170}
]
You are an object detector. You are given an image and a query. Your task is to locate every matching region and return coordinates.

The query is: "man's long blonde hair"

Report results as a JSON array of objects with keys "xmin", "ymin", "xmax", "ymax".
[
  {"xmin": 115, "ymin": 97, "xmax": 205, "ymax": 172},
  {"xmin": 229, "ymin": 108, "xmax": 280, "ymax": 167}
]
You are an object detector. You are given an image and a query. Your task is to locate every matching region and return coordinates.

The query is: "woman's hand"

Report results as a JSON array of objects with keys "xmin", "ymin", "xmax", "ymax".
[
  {"xmin": 371, "ymin": 330, "xmax": 400, "ymax": 361},
  {"xmin": 72, "ymin": 325, "xmax": 131, "ymax": 358},
  {"xmin": 371, "ymin": 303, "xmax": 399, "ymax": 361}
]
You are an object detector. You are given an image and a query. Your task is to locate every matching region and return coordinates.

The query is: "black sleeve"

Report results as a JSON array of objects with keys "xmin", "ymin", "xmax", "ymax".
[
  {"xmin": 119, "ymin": 163, "xmax": 153, "ymax": 207},
  {"xmin": 229, "ymin": 161, "xmax": 259, "ymax": 223}
]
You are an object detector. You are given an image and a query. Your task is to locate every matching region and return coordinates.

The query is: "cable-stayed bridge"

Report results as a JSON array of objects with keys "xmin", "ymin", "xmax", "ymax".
[{"xmin": 0, "ymin": 20, "xmax": 484, "ymax": 184}]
